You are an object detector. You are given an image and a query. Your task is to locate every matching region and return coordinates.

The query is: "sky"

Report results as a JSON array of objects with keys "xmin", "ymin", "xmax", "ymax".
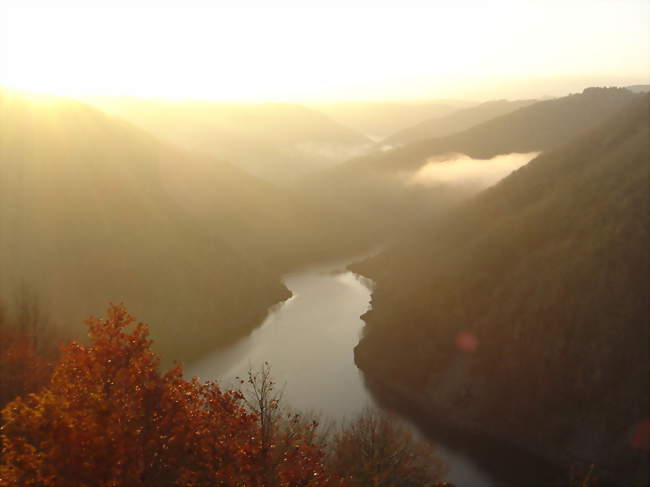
[{"xmin": 1, "ymin": 0, "xmax": 648, "ymax": 102}]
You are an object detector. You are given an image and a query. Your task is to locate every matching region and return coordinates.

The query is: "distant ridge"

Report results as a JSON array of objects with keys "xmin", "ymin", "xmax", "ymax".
[
  {"xmin": 85, "ymin": 97, "xmax": 374, "ymax": 185},
  {"xmin": 384, "ymin": 99, "xmax": 537, "ymax": 146},
  {"xmin": 300, "ymin": 87, "xmax": 642, "ymax": 242},
  {"xmin": 625, "ymin": 84, "xmax": 650, "ymax": 93},
  {"xmin": 345, "ymin": 87, "xmax": 639, "ymax": 171},
  {"xmin": 310, "ymin": 101, "xmax": 470, "ymax": 140}
]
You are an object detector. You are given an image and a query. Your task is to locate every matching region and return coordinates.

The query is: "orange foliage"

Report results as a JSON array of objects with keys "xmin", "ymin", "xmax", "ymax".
[{"xmin": 0, "ymin": 305, "xmax": 343, "ymax": 486}]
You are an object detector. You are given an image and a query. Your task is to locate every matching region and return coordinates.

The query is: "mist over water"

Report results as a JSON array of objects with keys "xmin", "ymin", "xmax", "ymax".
[
  {"xmin": 411, "ymin": 152, "xmax": 541, "ymax": 189},
  {"xmin": 294, "ymin": 141, "xmax": 374, "ymax": 171}
]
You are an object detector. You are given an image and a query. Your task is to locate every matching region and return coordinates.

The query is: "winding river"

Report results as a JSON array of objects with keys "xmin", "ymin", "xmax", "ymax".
[{"xmin": 188, "ymin": 257, "xmax": 494, "ymax": 486}]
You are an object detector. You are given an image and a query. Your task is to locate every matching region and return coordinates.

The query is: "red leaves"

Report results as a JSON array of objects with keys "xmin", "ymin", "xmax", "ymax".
[{"xmin": 0, "ymin": 305, "xmax": 344, "ymax": 487}]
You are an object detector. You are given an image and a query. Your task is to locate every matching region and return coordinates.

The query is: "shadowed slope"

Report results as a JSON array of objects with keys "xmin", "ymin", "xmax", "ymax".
[
  {"xmin": 350, "ymin": 87, "xmax": 639, "ymax": 170},
  {"xmin": 355, "ymin": 95, "xmax": 650, "ymax": 483},
  {"xmin": 300, "ymin": 87, "xmax": 642, "ymax": 243}
]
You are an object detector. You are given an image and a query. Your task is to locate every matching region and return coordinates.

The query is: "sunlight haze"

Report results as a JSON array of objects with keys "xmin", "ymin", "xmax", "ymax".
[
  {"xmin": 2, "ymin": 1, "xmax": 648, "ymax": 101},
  {"xmin": 1, "ymin": 1, "xmax": 650, "ymax": 485}
]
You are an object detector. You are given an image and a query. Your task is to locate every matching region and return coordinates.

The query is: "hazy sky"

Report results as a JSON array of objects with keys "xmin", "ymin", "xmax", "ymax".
[{"xmin": 1, "ymin": 1, "xmax": 648, "ymax": 101}]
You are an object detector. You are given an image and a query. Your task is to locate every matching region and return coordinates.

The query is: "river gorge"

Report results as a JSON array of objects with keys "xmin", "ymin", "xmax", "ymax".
[{"xmin": 187, "ymin": 256, "xmax": 500, "ymax": 486}]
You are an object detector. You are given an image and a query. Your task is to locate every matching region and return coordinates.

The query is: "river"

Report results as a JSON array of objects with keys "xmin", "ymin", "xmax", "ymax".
[{"xmin": 188, "ymin": 256, "xmax": 495, "ymax": 486}]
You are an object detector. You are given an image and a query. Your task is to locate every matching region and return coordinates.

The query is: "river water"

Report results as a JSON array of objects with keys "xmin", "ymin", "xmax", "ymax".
[{"xmin": 187, "ymin": 257, "xmax": 494, "ymax": 486}]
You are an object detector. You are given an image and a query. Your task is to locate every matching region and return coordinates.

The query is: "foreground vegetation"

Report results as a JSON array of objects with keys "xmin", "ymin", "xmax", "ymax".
[{"xmin": 0, "ymin": 305, "xmax": 448, "ymax": 487}]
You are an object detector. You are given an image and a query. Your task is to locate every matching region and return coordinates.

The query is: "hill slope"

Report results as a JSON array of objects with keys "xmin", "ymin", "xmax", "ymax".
[
  {"xmin": 310, "ymin": 101, "xmax": 467, "ymax": 140},
  {"xmin": 384, "ymin": 99, "xmax": 537, "ymax": 146},
  {"xmin": 0, "ymin": 92, "xmax": 354, "ymax": 363},
  {"xmin": 626, "ymin": 84, "xmax": 650, "ymax": 93},
  {"xmin": 354, "ymin": 95, "xmax": 650, "ymax": 483},
  {"xmin": 86, "ymin": 97, "xmax": 373, "ymax": 184},
  {"xmin": 300, "ymin": 87, "xmax": 642, "ymax": 243},
  {"xmin": 339, "ymin": 87, "xmax": 639, "ymax": 171}
]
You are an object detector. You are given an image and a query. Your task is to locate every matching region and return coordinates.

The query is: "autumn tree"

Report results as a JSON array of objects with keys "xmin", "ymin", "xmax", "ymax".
[
  {"xmin": 240, "ymin": 363, "xmax": 336, "ymax": 486},
  {"xmin": 0, "ymin": 305, "xmax": 343, "ymax": 487},
  {"xmin": 328, "ymin": 407, "xmax": 448, "ymax": 487}
]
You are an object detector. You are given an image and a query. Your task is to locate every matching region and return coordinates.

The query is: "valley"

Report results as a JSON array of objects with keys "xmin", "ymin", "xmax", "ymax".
[{"xmin": 1, "ymin": 79, "xmax": 648, "ymax": 485}]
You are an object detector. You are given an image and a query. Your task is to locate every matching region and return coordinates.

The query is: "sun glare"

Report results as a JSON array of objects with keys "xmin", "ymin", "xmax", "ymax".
[{"xmin": 2, "ymin": 3, "xmax": 649, "ymax": 102}]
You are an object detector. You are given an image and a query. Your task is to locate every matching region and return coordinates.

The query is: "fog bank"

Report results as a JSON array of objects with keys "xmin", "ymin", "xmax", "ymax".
[{"xmin": 412, "ymin": 152, "xmax": 541, "ymax": 189}]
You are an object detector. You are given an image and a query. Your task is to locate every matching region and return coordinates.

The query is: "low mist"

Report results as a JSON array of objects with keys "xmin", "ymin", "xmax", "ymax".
[
  {"xmin": 294, "ymin": 141, "xmax": 374, "ymax": 170},
  {"xmin": 411, "ymin": 152, "xmax": 541, "ymax": 189}
]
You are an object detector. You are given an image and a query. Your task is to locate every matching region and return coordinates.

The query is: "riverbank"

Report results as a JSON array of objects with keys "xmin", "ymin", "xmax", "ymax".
[
  {"xmin": 188, "ymin": 256, "xmax": 503, "ymax": 486},
  {"xmin": 357, "ymin": 369, "xmax": 565, "ymax": 486},
  {"xmin": 186, "ymin": 256, "xmax": 375, "ymax": 419}
]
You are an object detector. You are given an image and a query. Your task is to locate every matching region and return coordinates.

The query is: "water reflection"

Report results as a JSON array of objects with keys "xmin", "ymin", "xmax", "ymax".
[
  {"xmin": 188, "ymin": 259, "xmax": 375, "ymax": 420},
  {"xmin": 187, "ymin": 257, "xmax": 495, "ymax": 486}
]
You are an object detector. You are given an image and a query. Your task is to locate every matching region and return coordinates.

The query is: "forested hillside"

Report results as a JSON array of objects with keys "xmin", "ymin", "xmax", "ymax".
[
  {"xmin": 0, "ymin": 92, "xmax": 359, "ymax": 363},
  {"xmin": 354, "ymin": 95, "xmax": 650, "ymax": 483},
  {"xmin": 301, "ymin": 88, "xmax": 642, "ymax": 243},
  {"xmin": 349, "ymin": 87, "xmax": 639, "ymax": 170}
]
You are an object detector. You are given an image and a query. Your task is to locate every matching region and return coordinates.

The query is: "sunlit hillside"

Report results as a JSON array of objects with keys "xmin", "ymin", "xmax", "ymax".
[
  {"xmin": 310, "ymin": 101, "xmax": 470, "ymax": 140},
  {"xmin": 86, "ymin": 97, "xmax": 374, "ymax": 184},
  {"xmin": 0, "ymin": 91, "xmax": 361, "ymax": 362}
]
